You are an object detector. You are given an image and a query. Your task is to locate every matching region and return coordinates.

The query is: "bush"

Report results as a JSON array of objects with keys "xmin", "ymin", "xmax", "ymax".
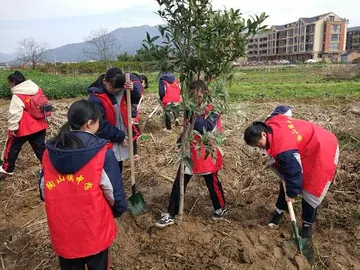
[
  {"xmin": 0, "ymin": 70, "xmax": 92, "ymax": 99},
  {"xmin": 53, "ymin": 61, "xmax": 158, "ymax": 75}
]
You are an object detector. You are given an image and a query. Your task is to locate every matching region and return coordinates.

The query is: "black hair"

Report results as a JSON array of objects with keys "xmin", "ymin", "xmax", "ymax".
[
  {"xmin": 139, "ymin": 75, "xmax": 149, "ymax": 89},
  {"xmin": 49, "ymin": 100, "xmax": 101, "ymax": 149},
  {"xmin": 188, "ymin": 80, "xmax": 207, "ymax": 97},
  {"xmin": 89, "ymin": 67, "xmax": 125, "ymax": 89},
  {"xmin": 189, "ymin": 80, "xmax": 207, "ymax": 91},
  {"xmin": 243, "ymin": 121, "xmax": 273, "ymax": 146},
  {"xmin": 7, "ymin": 71, "xmax": 26, "ymax": 86}
]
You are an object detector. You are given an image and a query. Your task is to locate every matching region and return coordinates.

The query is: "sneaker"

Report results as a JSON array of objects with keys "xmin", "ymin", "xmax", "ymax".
[
  {"xmin": 0, "ymin": 165, "xmax": 13, "ymax": 176},
  {"xmin": 301, "ymin": 223, "xmax": 313, "ymax": 238},
  {"xmin": 268, "ymin": 211, "xmax": 284, "ymax": 228},
  {"xmin": 212, "ymin": 208, "xmax": 228, "ymax": 220},
  {"xmin": 163, "ymin": 128, "xmax": 172, "ymax": 133},
  {"xmin": 155, "ymin": 213, "xmax": 175, "ymax": 228}
]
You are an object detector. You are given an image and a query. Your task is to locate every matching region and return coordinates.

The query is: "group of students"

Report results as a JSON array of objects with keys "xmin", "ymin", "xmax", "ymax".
[{"xmin": 1, "ymin": 68, "xmax": 339, "ymax": 270}]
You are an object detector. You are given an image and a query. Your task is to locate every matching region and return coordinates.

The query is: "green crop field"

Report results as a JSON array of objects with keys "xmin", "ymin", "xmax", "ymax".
[{"xmin": 1, "ymin": 65, "xmax": 359, "ymax": 101}]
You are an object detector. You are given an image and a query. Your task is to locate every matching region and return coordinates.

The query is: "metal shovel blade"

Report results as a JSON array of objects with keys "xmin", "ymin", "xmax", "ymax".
[
  {"xmin": 284, "ymin": 237, "xmax": 315, "ymax": 263},
  {"xmin": 127, "ymin": 185, "xmax": 146, "ymax": 216}
]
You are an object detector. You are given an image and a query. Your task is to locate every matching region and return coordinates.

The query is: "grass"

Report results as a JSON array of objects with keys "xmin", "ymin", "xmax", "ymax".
[
  {"xmin": 0, "ymin": 65, "xmax": 359, "ymax": 101},
  {"xmin": 227, "ymin": 66, "xmax": 360, "ymax": 101}
]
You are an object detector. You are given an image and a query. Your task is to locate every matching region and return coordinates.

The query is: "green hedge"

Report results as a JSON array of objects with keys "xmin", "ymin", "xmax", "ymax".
[
  {"xmin": 0, "ymin": 70, "xmax": 93, "ymax": 99},
  {"xmin": 42, "ymin": 61, "xmax": 157, "ymax": 75}
]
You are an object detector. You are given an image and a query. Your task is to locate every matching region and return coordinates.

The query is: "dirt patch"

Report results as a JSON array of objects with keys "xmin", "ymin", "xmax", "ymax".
[{"xmin": 0, "ymin": 95, "xmax": 359, "ymax": 269}]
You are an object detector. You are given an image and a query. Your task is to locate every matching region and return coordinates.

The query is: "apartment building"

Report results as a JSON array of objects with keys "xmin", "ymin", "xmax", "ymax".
[
  {"xmin": 247, "ymin": 12, "xmax": 347, "ymax": 62},
  {"xmin": 346, "ymin": 26, "xmax": 360, "ymax": 51}
]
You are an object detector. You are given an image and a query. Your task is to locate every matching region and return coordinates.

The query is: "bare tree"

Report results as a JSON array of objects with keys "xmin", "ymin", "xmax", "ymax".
[
  {"xmin": 83, "ymin": 28, "xmax": 119, "ymax": 69},
  {"xmin": 17, "ymin": 38, "xmax": 47, "ymax": 70}
]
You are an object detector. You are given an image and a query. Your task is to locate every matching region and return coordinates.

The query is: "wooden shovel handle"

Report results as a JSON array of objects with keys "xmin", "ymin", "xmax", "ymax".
[
  {"xmin": 125, "ymin": 73, "xmax": 136, "ymax": 187},
  {"xmin": 281, "ymin": 180, "xmax": 296, "ymax": 222}
]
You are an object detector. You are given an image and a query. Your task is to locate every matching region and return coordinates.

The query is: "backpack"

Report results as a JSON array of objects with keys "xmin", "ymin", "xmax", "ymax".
[{"xmin": 28, "ymin": 89, "xmax": 53, "ymax": 120}]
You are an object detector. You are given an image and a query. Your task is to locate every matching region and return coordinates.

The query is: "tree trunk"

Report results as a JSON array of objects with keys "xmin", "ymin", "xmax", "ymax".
[
  {"xmin": 178, "ymin": 112, "xmax": 187, "ymax": 223},
  {"xmin": 178, "ymin": 111, "xmax": 197, "ymax": 223}
]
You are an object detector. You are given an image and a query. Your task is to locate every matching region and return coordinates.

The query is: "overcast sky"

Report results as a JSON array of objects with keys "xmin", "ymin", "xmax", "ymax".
[{"xmin": 0, "ymin": 0, "xmax": 359, "ymax": 54}]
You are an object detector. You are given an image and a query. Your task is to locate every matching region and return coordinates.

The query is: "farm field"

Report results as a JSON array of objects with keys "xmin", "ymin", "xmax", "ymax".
[
  {"xmin": 0, "ymin": 65, "xmax": 359, "ymax": 269},
  {"xmin": 1, "ymin": 65, "xmax": 359, "ymax": 100}
]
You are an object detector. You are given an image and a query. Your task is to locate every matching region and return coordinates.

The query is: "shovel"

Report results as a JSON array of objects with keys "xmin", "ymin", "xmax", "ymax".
[
  {"xmin": 125, "ymin": 73, "xmax": 146, "ymax": 216},
  {"xmin": 282, "ymin": 181, "xmax": 314, "ymax": 262}
]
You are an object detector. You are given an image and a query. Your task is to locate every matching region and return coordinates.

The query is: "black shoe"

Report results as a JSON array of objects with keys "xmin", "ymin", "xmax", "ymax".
[
  {"xmin": 268, "ymin": 211, "xmax": 283, "ymax": 228},
  {"xmin": 301, "ymin": 223, "xmax": 313, "ymax": 238}
]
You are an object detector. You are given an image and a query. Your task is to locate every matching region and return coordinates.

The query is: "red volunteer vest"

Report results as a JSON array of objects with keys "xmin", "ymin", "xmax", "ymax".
[
  {"xmin": 266, "ymin": 115, "xmax": 338, "ymax": 197},
  {"xmin": 15, "ymin": 88, "xmax": 48, "ymax": 137},
  {"xmin": 162, "ymin": 79, "xmax": 181, "ymax": 107},
  {"xmin": 42, "ymin": 145, "xmax": 117, "ymax": 258},
  {"xmin": 94, "ymin": 93, "xmax": 129, "ymax": 130},
  {"xmin": 190, "ymin": 105, "xmax": 223, "ymax": 174}
]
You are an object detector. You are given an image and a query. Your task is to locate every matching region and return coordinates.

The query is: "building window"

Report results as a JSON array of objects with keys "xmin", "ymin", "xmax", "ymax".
[
  {"xmin": 329, "ymin": 16, "xmax": 335, "ymax": 22},
  {"xmin": 331, "ymin": 34, "xmax": 340, "ymax": 42},
  {"xmin": 329, "ymin": 43, "xmax": 340, "ymax": 50},
  {"xmin": 331, "ymin": 25, "xmax": 340, "ymax": 33}
]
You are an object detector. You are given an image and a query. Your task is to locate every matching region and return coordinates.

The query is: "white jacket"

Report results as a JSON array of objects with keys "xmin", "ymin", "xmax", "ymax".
[{"xmin": 8, "ymin": 80, "xmax": 39, "ymax": 131}]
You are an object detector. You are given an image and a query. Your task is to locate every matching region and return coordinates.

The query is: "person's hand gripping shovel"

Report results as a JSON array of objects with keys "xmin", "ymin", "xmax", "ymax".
[{"xmin": 281, "ymin": 180, "xmax": 315, "ymax": 263}]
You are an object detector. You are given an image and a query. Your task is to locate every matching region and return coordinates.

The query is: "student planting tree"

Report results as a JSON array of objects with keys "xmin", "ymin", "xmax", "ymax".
[{"xmin": 143, "ymin": 0, "xmax": 268, "ymax": 224}]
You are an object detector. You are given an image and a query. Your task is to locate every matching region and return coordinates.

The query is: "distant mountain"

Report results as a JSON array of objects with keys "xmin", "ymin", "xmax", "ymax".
[
  {"xmin": 0, "ymin": 53, "xmax": 16, "ymax": 62},
  {"xmin": 42, "ymin": 25, "xmax": 160, "ymax": 63}
]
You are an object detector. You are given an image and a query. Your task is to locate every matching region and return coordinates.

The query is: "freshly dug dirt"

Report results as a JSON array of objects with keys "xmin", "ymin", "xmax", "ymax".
[{"xmin": 0, "ymin": 96, "xmax": 359, "ymax": 270}]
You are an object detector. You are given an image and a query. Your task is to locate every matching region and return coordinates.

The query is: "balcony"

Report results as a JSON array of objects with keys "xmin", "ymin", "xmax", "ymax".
[{"xmin": 324, "ymin": 17, "xmax": 347, "ymax": 23}]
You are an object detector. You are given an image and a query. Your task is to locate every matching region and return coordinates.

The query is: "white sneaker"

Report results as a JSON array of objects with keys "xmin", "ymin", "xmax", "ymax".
[
  {"xmin": 163, "ymin": 128, "xmax": 172, "ymax": 133},
  {"xmin": 212, "ymin": 208, "xmax": 228, "ymax": 220},
  {"xmin": 155, "ymin": 213, "xmax": 175, "ymax": 228},
  {"xmin": 0, "ymin": 165, "xmax": 13, "ymax": 176}
]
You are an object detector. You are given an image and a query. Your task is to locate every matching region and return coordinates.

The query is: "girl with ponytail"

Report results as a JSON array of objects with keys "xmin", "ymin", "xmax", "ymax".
[{"xmin": 40, "ymin": 100, "xmax": 127, "ymax": 269}]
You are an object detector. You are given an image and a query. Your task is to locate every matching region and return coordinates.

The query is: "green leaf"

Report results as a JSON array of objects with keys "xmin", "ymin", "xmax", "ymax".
[{"xmin": 150, "ymin": 36, "xmax": 160, "ymax": 43}]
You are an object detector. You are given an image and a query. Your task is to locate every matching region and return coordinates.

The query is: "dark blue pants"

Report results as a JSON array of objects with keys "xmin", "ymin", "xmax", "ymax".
[
  {"xmin": 275, "ymin": 182, "xmax": 318, "ymax": 224},
  {"xmin": 59, "ymin": 248, "xmax": 109, "ymax": 270},
  {"xmin": 168, "ymin": 168, "xmax": 225, "ymax": 216}
]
